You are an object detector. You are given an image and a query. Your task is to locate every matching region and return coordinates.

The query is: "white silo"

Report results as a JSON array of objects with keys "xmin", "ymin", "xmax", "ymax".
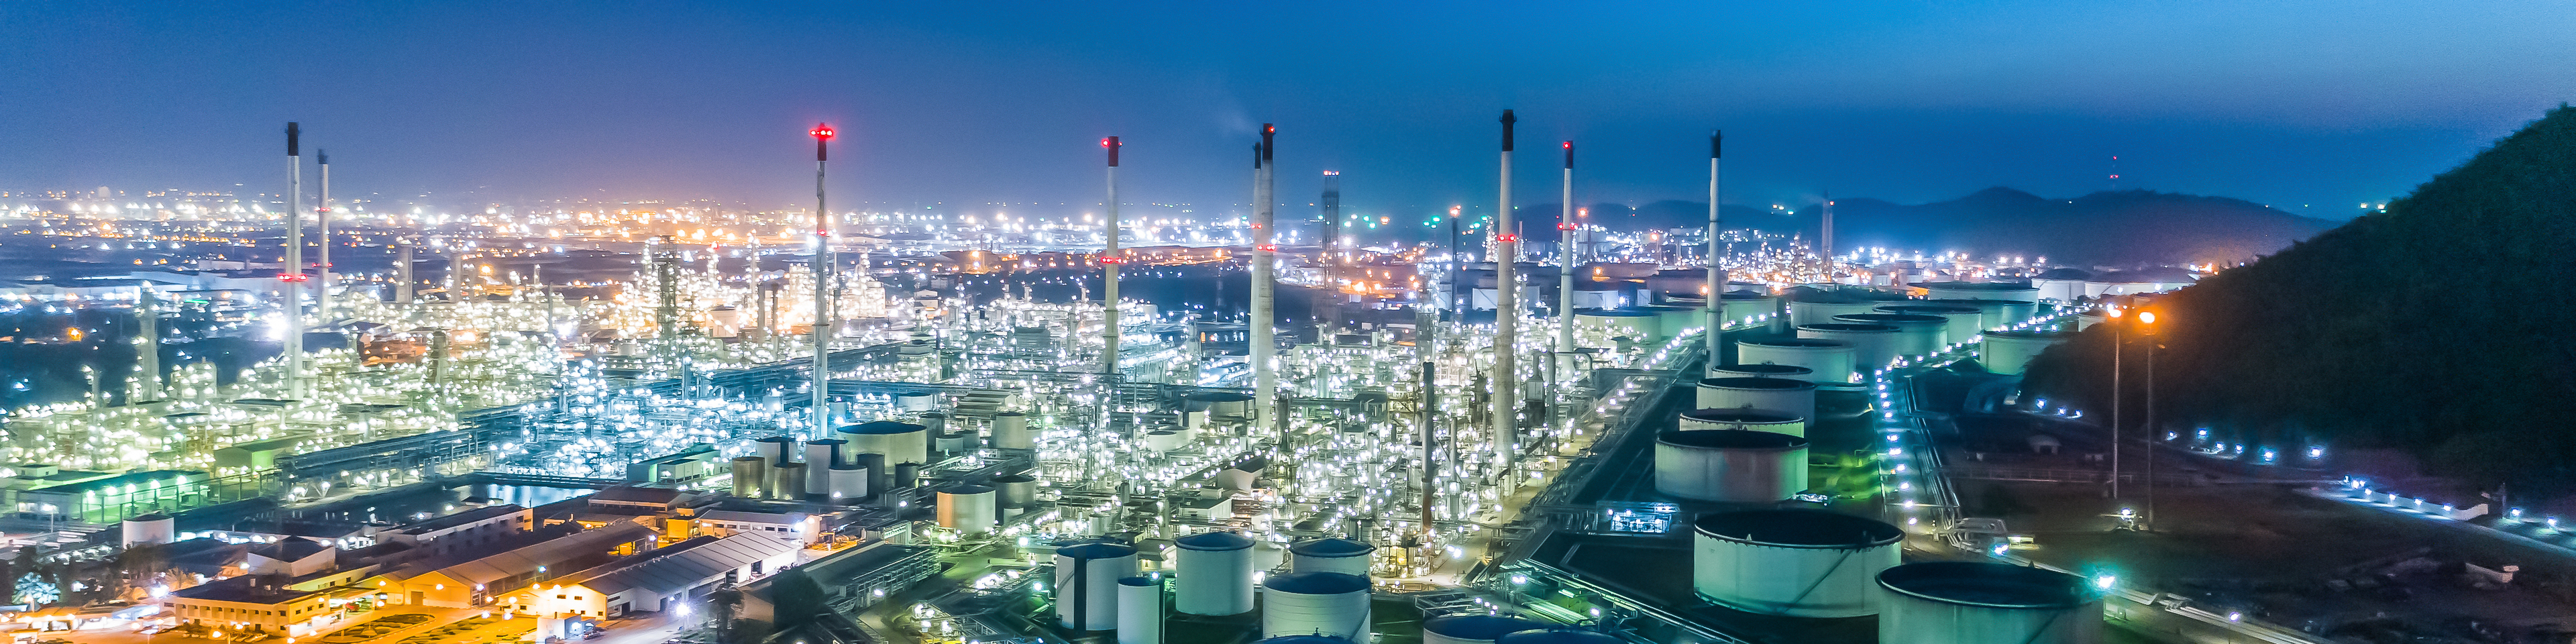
[
  {"xmin": 1735, "ymin": 339, "xmax": 1856, "ymax": 383},
  {"xmin": 1260, "ymin": 572, "xmax": 1372, "ymax": 640},
  {"xmin": 1055, "ymin": 542, "xmax": 1138, "ymax": 631},
  {"xmin": 936, "ymin": 484, "xmax": 996, "ymax": 535},
  {"xmin": 1877, "ymin": 561, "xmax": 2104, "ymax": 644},
  {"xmin": 1191, "ymin": 392, "xmax": 1254, "ymax": 419},
  {"xmin": 1695, "ymin": 510, "xmax": 1904, "ymax": 617},
  {"xmin": 1639, "ymin": 305, "xmax": 1697, "ymax": 340},
  {"xmin": 1797, "ymin": 322, "xmax": 1900, "ymax": 372},
  {"xmin": 1289, "ymin": 537, "xmax": 1375, "ymax": 576},
  {"xmin": 1677, "ymin": 409, "xmax": 1807, "ymax": 437},
  {"xmin": 1834, "ymin": 313, "xmax": 1949, "ymax": 357},
  {"xmin": 1252, "ymin": 637, "xmax": 1358, "ymax": 644},
  {"xmin": 1174, "ymin": 531, "xmax": 1256, "ymax": 615},
  {"xmin": 728, "ymin": 457, "xmax": 767, "ymax": 498},
  {"xmin": 802, "ymin": 439, "xmax": 846, "ymax": 496},
  {"xmin": 121, "ymin": 513, "xmax": 175, "ymax": 547},
  {"xmin": 991, "ymin": 411, "xmax": 1034, "ymax": 449},
  {"xmin": 1574, "ymin": 309, "xmax": 1660, "ymax": 346},
  {"xmin": 1654, "ymin": 430, "xmax": 1809, "ymax": 502},
  {"xmin": 1117, "ymin": 576, "xmax": 1163, "ymax": 644},
  {"xmin": 825, "ymin": 464, "xmax": 868, "ymax": 503},
  {"xmin": 1695, "ymin": 377, "xmax": 1817, "ymax": 421},
  {"xmin": 751, "ymin": 436, "xmax": 796, "ymax": 466},
  {"xmin": 1421, "ymin": 615, "xmax": 1552, "ymax": 644},
  {"xmin": 1978, "ymin": 329, "xmax": 2075, "ymax": 376},
  {"xmin": 1918, "ymin": 281, "xmax": 2040, "ymax": 303},
  {"xmin": 1787, "ymin": 298, "xmax": 1888, "ymax": 327},
  {"xmin": 839, "ymin": 421, "xmax": 930, "ymax": 466},
  {"xmin": 896, "ymin": 391, "xmax": 938, "ymax": 412},
  {"xmin": 1144, "ymin": 430, "xmax": 1187, "ymax": 453},
  {"xmin": 771, "ymin": 462, "xmax": 807, "ymax": 500}
]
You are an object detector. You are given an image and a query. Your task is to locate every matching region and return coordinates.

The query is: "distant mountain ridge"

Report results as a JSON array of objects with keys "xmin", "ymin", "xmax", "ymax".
[{"xmin": 1532, "ymin": 187, "xmax": 2340, "ymax": 266}]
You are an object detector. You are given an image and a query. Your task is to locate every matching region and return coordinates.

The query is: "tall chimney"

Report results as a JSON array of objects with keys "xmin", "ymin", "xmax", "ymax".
[
  {"xmin": 1252, "ymin": 125, "xmax": 1278, "ymax": 443},
  {"xmin": 282, "ymin": 122, "xmax": 304, "ymax": 398},
  {"xmin": 1492, "ymin": 109, "xmax": 1519, "ymax": 481},
  {"xmin": 316, "ymin": 150, "xmax": 332, "ymax": 317},
  {"xmin": 810, "ymin": 123, "xmax": 835, "ymax": 435},
  {"xmin": 134, "ymin": 281, "xmax": 163, "ymax": 402},
  {"xmin": 1706, "ymin": 131, "xmax": 1725, "ymax": 373},
  {"xmin": 1556, "ymin": 142, "xmax": 1577, "ymax": 388},
  {"xmin": 1821, "ymin": 191, "xmax": 1835, "ymax": 269},
  {"xmin": 396, "ymin": 236, "xmax": 415, "ymax": 307},
  {"xmin": 1102, "ymin": 136, "xmax": 1122, "ymax": 380},
  {"xmin": 1320, "ymin": 170, "xmax": 1343, "ymax": 333}
]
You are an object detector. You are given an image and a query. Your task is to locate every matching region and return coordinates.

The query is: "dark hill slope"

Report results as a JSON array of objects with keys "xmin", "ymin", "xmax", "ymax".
[
  {"xmin": 1537, "ymin": 189, "xmax": 2335, "ymax": 266},
  {"xmin": 2023, "ymin": 105, "xmax": 2576, "ymax": 490}
]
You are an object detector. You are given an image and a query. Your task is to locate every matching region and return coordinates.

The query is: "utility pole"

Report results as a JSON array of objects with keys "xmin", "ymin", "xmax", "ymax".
[{"xmin": 810, "ymin": 123, "xmax": 835, "ymax": 435}]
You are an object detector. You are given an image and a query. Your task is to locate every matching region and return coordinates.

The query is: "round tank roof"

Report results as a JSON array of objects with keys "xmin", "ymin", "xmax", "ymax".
[
  {"xmin": 1835, "ymin": 313, "xmax": 1946, "ymax": 324},
  {"xmin": 1740, "ymin": 338, "xmax": 1850, "ymax": 349},
  {"xmin": 1635, "ymin": 305, "xmax": 1692, "ymax": 313},
  {"xmin": 1878, "ymin": 561, "xmax": 2091, "ymax": 608},
  {"xmin": 1713, "ymin": 364, "xmax": 1813, "ymax": 377},
  {"xmin": 754, "ymin": 435, "xmax": 796, "ymax": 443},
  {"xmin": 1658, "ymin": 429, "xmax": 1807, "ymax": 450},
  {"xmin": 806, "ymin": 438, "xmax": 847, "ymax": 445},
  {"xmin": 935, "ymin": 484, "xmax": 995, "ymax": 495},
  {"xmin": 1881, "ymin": 304, "xmax": 1979, "ymax": 314},
  {"xmin": 1496, "ymin": 630, "xmax": 1623, "ymax": 644},
  {"xmin": 128, "ymin": 513, "xmax": 170, "ymax": 522},
  {"xmin": 1694, "ymin": 509, "xmax": 1904, "ymax": 549},
  {"xmin": 991, "ymin": 474, "xmax": 1036, "ymax": 484},
  {"xmin": 1175, "ymin": 531, "xmax": 1256, "ymax": 551},
  {"xmin": 1118, "ymin": 576, "xmax": 1159, "ymax": 588},
  {"xmin": 1697, "ymin": 377, "xmax": 1817, "ymax": 391},
  {"xmin": 1289, "ymin": 537, "xmax": 1375, "ymax": 557},
  {"xmin": 1680, "ymin": 409, "xmax": 1804, "ymax": 425},
  {"xmin": 840, "ymin": 421, "xmax": 926, "ymax": 435},
  {"xmin": 1423, "ymin": 615, "xmax": 1552, "ymax": 640},
  {"xmin": 1915, "ymin": 281, "xmax": 2039, "ymax": 292},
  {"xmin": 1797, "ymin": 323, "xmax": 1900, "ymax": 333},
  {"xmin": 1263, "ymin": 571, "xmax": 1371, "ymax": 594},
  {"xmin": 1575, "ymin": 309, "xmax": 1656, "ymax": 317},
  {"xmin": 1057, "ymin": 542, "xmax": 1138, "ymax": 559},
  {"xmin": 1187, "ymin": 392, "xmax": 1255, "ymax": 402},
  {"xmin": 1982, "ymin": 329, "xmax": 2076, "ymax": 339},
  {"xmin": 1251, "ymin": 637, "xmax": 1356, "ymax": 644}
]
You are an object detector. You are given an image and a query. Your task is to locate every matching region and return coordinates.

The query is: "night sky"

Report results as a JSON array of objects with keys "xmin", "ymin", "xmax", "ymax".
[{"xmin": 2, "ymin": 1, "xmax": 2565, "ymax": 221}]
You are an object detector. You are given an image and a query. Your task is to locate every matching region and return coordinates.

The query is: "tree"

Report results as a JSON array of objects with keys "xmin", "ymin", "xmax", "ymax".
[{"xmin": 766, "ymin": 568, "xmax": 829, "ymax": 631}]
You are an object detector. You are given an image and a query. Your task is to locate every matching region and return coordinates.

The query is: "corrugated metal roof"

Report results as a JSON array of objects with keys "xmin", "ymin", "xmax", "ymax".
[
  {"xmin": 578, "ymin": 533, "xmax": 796, "ymax": 597},
  {"xmin": 434, "ymin": 523, "xmax": 655, "ymax": 586}
]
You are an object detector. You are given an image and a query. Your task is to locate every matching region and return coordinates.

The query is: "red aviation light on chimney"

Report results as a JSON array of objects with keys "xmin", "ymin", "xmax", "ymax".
[
  {"xmin": 1497, "ymin": 234, "xmax": 1519, "ymax": 243},
  {"xmin": 809, "ymin": 124, "xmax": 834, "ymax": 140},
  {"xmin": 1099, "ymin": 257, "xmax": 1125, "ymax": 264},
  {"xmin": 278, "ymin": 274, "xmax": 308, "ymax": 282},
  {"xmin": 1557, "ymin": 222, "xmax": 1576, "ymax": 231},
  {"xmin": 1256, "ymin": 244, "xmax": 1277, "ymax": 252}
]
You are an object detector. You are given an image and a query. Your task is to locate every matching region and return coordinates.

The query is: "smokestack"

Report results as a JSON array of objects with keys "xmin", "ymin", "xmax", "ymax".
[
  {"xmin": 282, "ymin": 122, "xmax": 304, "ymax": 398},
  {"xmin": 810, "ymin": 123, "xmax": 835, "ymax": 435},
  {"xmin": 1102, "ymin": 136, "xmax": 1122, "ymax": 380},
  {"xmin": 1556, "ymin": 141, "xmax": 1582, "ymax": 390},
  {"xmin": 316, "ymin": 151, "xmax": 332, "ymax": 317},
  {"xmin": 429, "ymin": 327, "xmax": 449, "ymax": 389},
  {"xmin": 653, "ymin": 235, "xmax": 680, "ymax": 341},
  {"xmin": 1320, "ymin": 170, "xmax": 1343, "ymax": 332},
  {"xmin": 1493, "ymin": 109, "xmax": 1519, "ymax": 481},
  {"xmin": 1820, "ymin": 191, "xmax": 1835, "ymax": 269},
  {"xmin": 396, "ymin": 236, "xmax": 415, "ymax": 307},
  {"xmin": 135, "ymin": 282, "xmax": 162, "ymax": 402},
  {"xmin": 1252, "ymin": 125, "xmax": 1278, "ymax": 445},
  {"xmin": 1707, "ymin": 131, "xmax": 1725, "ymax": 373}
]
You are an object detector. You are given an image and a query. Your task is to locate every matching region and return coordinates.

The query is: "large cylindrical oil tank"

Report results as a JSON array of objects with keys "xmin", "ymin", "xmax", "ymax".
[
  {"xmin": 1921, "ymin": 299, "xmax": 2017, "ymax": 331},
  {"xmin": 839, "ymin": 421, "xmax": 930, "ymax": 466},
  {"xmin": 1422, "ymin": 615, "xmax": 1553, "ymax": 644},
  {"xmin": 1788, "ymin": 299, "xmax": 1887, "ymax": 327},
  {"xmin": 1678, "ymin": 409, "xmax": 1807, "ymax": 437},
  {"xmin": 1252, "ymin": 637, "xmax": 1356, "ymax": 644},
  {"xmin": 1654, "ymin": 430, "xmax": 1809, "ymax": 502},
  {"xmin": 1260, "ymin": 572, "xmax": 1372, "ymax": 640},
  {"xmin": 1117, "ymin": 577, "xmax": 1163, "ymax": 644},
  {"xmin": 1174, "ymin": 531, "xmax": 1256, "ymax": 616},
  {"xmin": 1834, "ymin": 313, "xmax": 1948, "ymax": 358},
  {"xmin": 1695, "ymin": 509, "xmax": 1904, "ymax": 617},
  {"xmin": 1054, "ymin": 543, "xmax": 1138, "ymax": 631},
  {"xmin": 1288, "ymin": 537, "xmax": 1375, "ymax": 577},
  {"xmin": 1798, "ymin": 323, "xmax": 1900, "ymax": 374},
  {"xmin": 994, "ymin": 474, "xmax": 1038, "ymax": 509},
  {"xmin": 802, "ymin": 439, "xmax": 847, "ymax": 470},
  {"xmin": 991, "ymin": 411, "xmax": 1034, "ymax": 449},
  {"xmin": 1695, "ymin": 377, "xmax": 1817, "ymax": 420},
  {"xmin": 751, "ymin": 436, "xmax": 796, "ymax": 466},
  {"xmin": 1709, "ymin": 364, "xmax": 1815, "ymax": 382},
  {"xmin": 1574, "ymin": 309, "xmax": 1660, "ymax": 345},
  {"xmin": 1720, "ymin": 290, "xmax": 1780, "ymax": 324},
  {"xmin": 728, "ymin": 457, "xmax": 767, "ymax": 498},
  {"xmin": 934, "ymin": 431, "xmax": 972, "ymax": 453},
  {"xmin": 1192, "ymin": 392, "xmax": 1255, "ymax": 419},
  {"xmin": 1978, "ymin": 329, "xmax": 2075, "ymax": 376},
  {"xmin": 896, "ymin": 391, "xmax": 938, "ymax": 412},
  {"xmin": 1877, "ymin": 561, "xmax": 2104, "ymax": 644},
  {"xmin": 1918, "ymin": 281, "xmax": 2040, "ymax": 303},
  {"xmin": 1735, "ymin": 339, "xmax": 1856, "ymax": 384},
  {"xmin": 1639, "ymin": 305, "xmax": 1697, "ymax": 339},
  {"xmin": 121, "ymin": 513, "xmax": 175, "ymax": 547},
  {"xmin": 826, "ymin": 464, "xmax": 868, "ymax": 503},
  {"xmin": 1878, "ymin": 305, "xmax": 1983, "ymax": 343},
  {"xmin": 1494, "ymin": 631, "xmax": 1621, "ymax": 644},
  {"xmin": 771, "ymin": 462, "xmax": 807, "ymax": 500},
  {"xmin": 936, "ymin": 484, "xmax": 996, "ymax": 535},
  {"xmin": 1144, "ymin": 430, "xmax": 1187, "ymax": 452}
]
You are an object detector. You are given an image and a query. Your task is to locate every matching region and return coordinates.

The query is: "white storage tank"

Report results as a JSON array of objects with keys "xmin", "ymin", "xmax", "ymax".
[
  {"xmin": 1735, "ymin": 339, "xmax": 1856, "ymax": 384},
  {"xmin": 1695, "ymin": 509, "xmax": 1904, "ymax": 617},
  {"xmin": 1054, "ymin": 542, "xmax": 1139, "ymax": 631},
  {"xmin": 1678, "ymin": 409, "xmax": 1807, "ymax": 437},
  {"xmin": 1174, "ymin": 531, "xmax": 1256, "ymax": 615},
  {"xmin": 896, "ymin": 391, "xmax": 938, "ymax": 412},
  {"xmin": 728, "ymin": 456, "xmax": 766, "ymax": 498},
  {"xmin": 1638, "ymin": 305, "xmax": 1697, "ymax": 339},
  {"xmin": 1978, "ymin": 329, "xmax": 2075, "ymax": 376},
  {"xmin": 1117, "ymin": 576, "xmax": 1163, "ymax": 644},
  {"xmin": 1289, "ymin": 537, "xmax": 1375, "ymax": 576},
  {"xmin": 1787, "ymin": 299, "xmax": 1888, "ymax": 327},
  {"xmin": 751, "ymin": 436, "xmax": 796, "ymax": 466},
  {"xmin": 1574, "ymin": 309, "xmax": 1661, "ymax": 345},
  {"xmin": 1833, "ymin": 313, "xmax": 1949, "ymax": 358},
  {"xmin": 1878, "ymin": 304, "xmax": 1983, "ymax": 342},
  {"xmin": 994, "ymin": 473, "xmax": 1038, "ymax": 509},
  {"xmin": 771, "ymin": 462, "xmax": 808, "ymax": 500},
  {"xmin": 802, "ymin": 439, "xmax": 847, "ymax": 496},
  {"xmin": 1422, "ymin": 615, "xmax": 1552, "ymax": 644},
  {"xmin": 121, "ymin": 513, "xmax": 175, "ymax": 547},
  {"xmin": 839, "ymin": 421, "xmax": 930, "ymax": 466},
  {"xmin": 1921, "ymin": 299, "xmax": 2019, "ymax": 332},
  {"xmin": 1252, "ymin": 637, "xmax": 1357, "ymax": 644},
  {"xmin": 1797, "ymin": 323, "xmax": 1900, "ymax": 374},
  {"xmin": 936, "ymin": 484, "xmax": 997, "ymax": 535},
  {"xmin": 1695, "ymin": 377, "xmax": 1817, "ymax": 421},
  {"xmin": 1654, "ymin": 430, "xmax": 1809, "ymax": 502},
  {"xmin": 1144, "ymin": 430, "xmax": 1188, "ymax": 453},
  {"xmin": 1494, "ymin": 631, "xmax": 1621, "ymax": 644},
  {"xmin": 1719, "ymin": 290, "xmax": 1780, "ymax": 325},
  {"xmin": 1876, "ymin": 561, "xmax": 2104, "ymax": 644},
  {"xmin": 1917, "ymin": 281, "xmax": 2041, "ymax": 303},
  {"xmin": 1192, "ymin": 392, "xmax": 1256, "ymax": 419},
  {"xmin": 991, "ymin": 411, "xmax": 1034, "ymax": 449},
  {"xmin": 826, "ymin": 464, "xmax": 868, "ymax": 503},
  {"xmin": 1260, "ymin": 572, "xmax": 1372, "ymax": 641},
  {"xmin": 1709, "ymin": 364, "xmax": 1815, "ymax": 382}
]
